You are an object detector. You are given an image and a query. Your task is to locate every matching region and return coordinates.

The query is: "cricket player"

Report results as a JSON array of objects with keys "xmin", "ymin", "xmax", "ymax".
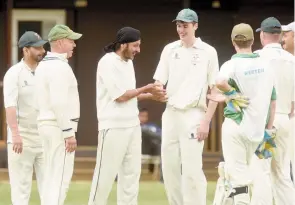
[
  {"xmin": 254, "ymin": 17, "xmax": 295, "ymax": 204},
  {"xmin": 153, "ymin": 8, "xmax": 219, "ymax": 205},
  {"xmin": 281, "ymin": 21, "xmax": 295, "ymax": 184},
  {"xmin": 281, "ymin": 22, "xmax": 295, "ymax": 56},
  {"xmin": 3, "ymin": 31, "xmax": 47, "ymax": 205},
  {"xmin": 88, "ymin": 27, "xmax": 166, "ymax": 205},
  {"xmin": 210, "ymin": 23, "xmax": 276, "ymax": 205},
  {"xmin": 34, "ymin": 24, "xmax": 82, "ymax": 205}
]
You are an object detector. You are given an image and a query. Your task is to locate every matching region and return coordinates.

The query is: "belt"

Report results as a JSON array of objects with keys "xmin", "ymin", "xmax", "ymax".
[
  {"xmin": 228, "ymin": 186, "xmax": 249, "ymax": 197},
  {"xmin": 18, "ymin": 121, "xmax": 38, "ymax": 130}
]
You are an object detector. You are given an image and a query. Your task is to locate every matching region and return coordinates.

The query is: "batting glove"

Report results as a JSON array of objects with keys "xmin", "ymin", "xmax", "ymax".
[
  {"xmin": 255, "ymin": 128, "xmax": 277, "ymax": 159},
  {"xmin": 223, "ymin": 88, "xmax": 249, "ymax": 113}
]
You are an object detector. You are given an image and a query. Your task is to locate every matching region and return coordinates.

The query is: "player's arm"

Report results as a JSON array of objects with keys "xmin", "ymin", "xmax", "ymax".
[
  {"xmin": 48, "ymin": 67, "xmax": 75, "ymax": 139},
  {"xmin": 147, "ymin": 45, "xmax": 170, "ymax": 102},
  {"xmin": 197, "ymin": 49, "xmax": 219, "ymax": 141},
  {"xmin": 267, "ymin": 101, "xmax": 276, "ymax": 129},
  {"xmin": 98, "ymin": 60, "xmax": 158, "ymax": 103},
  {"xmin": 204, "ymin": 48, "xmax": 220, "ymax": 122},
  {"xmin": 153, "ymin": 46, "xmax": 169, "ymax": 89},
  {"xmin": 204, "ymin": 87, "xmax": 219, "ymax": 122},
  {"xmin": 289, "ymin": 102, "xmax": 295, "ymax": 118},
  {"xmin": 208, "ymin": 61, "xmax": 237, "ymax": 101},
  {"xmin": 3, "ymin": 70, "xmax": 22, "ymax": 153},
  {"xmin": 116, "ymin": 84, "xmax": 157, "ymax": 103},
  {"xmin": 266, "ymin": 87, "xmax": 276, "ymax": 129},
  {"xmin": 137, "ymin": 80, "xmax": 167, "ymax": 102}
]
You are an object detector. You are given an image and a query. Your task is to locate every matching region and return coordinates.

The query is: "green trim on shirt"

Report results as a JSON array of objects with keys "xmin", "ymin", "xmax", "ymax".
[
  {"xmin": 231, "ymin": 53, "xmax": 260, "ymax": 59},
  {"xmin": 265, "ymin": 87, "xmax": 277, "ymax": 124},
  {"xmin": 223, "ymin": 53, "xmax": 275, "ymax": 126}
]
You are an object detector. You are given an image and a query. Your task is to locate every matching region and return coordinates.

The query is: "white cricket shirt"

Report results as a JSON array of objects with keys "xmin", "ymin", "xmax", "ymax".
[
  {"xmin": 3, "ymin": 60, "xmax": 41, "ymax": 146},
  {"xmin": 255, "ymin": 43, "xmax": 295, "ymax": 114},
  {"xmin": 96, "ymin": 52, "xmax": 140, "ymax": 130},
  {"xmin": 217, "ymin": 53, "xmax": 276, "ymax": 142},
  {"xmin": 153, "ymin": 38, "xmax": 219, "ymax": 110},
  {"xmin": 35, "ymin": 52, "xmax": 80, "ymax": 139}
]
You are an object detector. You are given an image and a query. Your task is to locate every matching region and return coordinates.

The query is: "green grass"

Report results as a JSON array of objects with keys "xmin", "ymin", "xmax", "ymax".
[{"xmin": 0, "ymin": 181, "xmax": 216, "ymax": 205}]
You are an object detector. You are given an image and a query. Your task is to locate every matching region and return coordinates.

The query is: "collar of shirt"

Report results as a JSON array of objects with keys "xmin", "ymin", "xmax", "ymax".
[
  {"xmin": 45, "ymin": 51, "xmax": 68, "ymax": 62},
  {"xmin": 110, "ymin": 52, "xmax": 130, "ymax": 64},
  {"xmin": 231, "ymin": 53, "xmax": 259, "ymax": 59},
  {"xmin": 263, "ymin": 43, "xmax": 282, "ymax": 50},
  {"xmin": 177, "ymin": 37, "xmax": 205, "ymax": 49},
  {"xmin": 20, "ymin": 58, "xmax": 36, "ymax": 73}
]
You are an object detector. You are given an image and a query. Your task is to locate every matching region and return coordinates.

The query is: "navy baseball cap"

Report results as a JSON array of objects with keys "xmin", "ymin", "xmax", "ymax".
[
  {"xmin": 18, "ymin": 31, "xmax": 47, "ymax": 48},
  {"xmin": 256, "ymin": 17, "xmax": 282, "ymax": 34}
]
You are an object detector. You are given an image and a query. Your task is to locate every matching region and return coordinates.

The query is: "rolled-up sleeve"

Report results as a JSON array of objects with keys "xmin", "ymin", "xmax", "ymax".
[
  {"xmin": 208, "ymin": 48, "xmax": 219, "ymax": 88},
  {"xmin": 48, "ymin": 66, "xmax": 75, "ymax": 138},
  {"xmin": 97, "ymin": 60, "xmax": 126, "ymax": 101},
  {"xmin": 153, "ymin": 45, "xmax": 170, "ymax": 85},
  {"xmin": 3, "ymin": 69, "xmax": 18, "ymax": 108}
]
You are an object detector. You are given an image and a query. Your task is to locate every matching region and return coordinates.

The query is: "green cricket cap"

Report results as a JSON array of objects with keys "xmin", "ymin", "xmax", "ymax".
[
  {"xmin": 18, "ymin": 31, "xmax": 47, "ymax": 48},
  {"xmin": 48, "ymin": 24, "xmax": 82, "ymax": 42},
  {"xmin": 172, "ymin": 8, "xmax": 198, "ymax": 23},
  {"xmin": 231, "ymin": 23, "xmax": 254, "ymax": 41},
  {"xmin": 256, "ymin": 17, "xmax": 282, "ymax": 33}
]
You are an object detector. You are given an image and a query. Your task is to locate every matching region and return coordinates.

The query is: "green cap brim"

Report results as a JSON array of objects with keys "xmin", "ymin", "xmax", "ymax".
[
  {"xmin": 68, "ymin": 32, "xmax": 82, "ymax": 40},
  {"xmin": 256, "ymin": 27, "xmax": 281, "ymax": 33},
  {"xmin": 172, "ymin": 18, "xmax": 195, "ymax": 23}
]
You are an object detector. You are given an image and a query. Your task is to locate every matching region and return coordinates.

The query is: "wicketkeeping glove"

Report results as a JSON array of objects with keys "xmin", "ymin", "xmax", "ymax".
[
  {"xmin": 255, "ymin": 128, "xmax": 277, "ymax": 159},
  {"xmin": 223, "ymin": 88, "xmax": 249, "ymax": 113}
]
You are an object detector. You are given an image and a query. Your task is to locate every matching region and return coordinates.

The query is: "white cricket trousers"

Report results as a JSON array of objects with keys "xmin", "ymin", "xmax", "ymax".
[
  {"xmin": 88, "ymin": 125, "xmax": 141, "ymax": 205},
  {"xmin": 8, "ymin": 144, "xmax": 44, "ymax": 205},
  {"xmin": 271, "ymin": 114, "xmax": 295, "ymax": 204},
  {"xmin": 290, "ymin": 116, "xmax": 295, "ymax": 186},
  {"xmin": 249, "ymin": 156, "xmax": 272, "ymax": 205},
  {"xmin": 222, "ymin": 118, "xmax": 259, "ymax": 205},
  {"xmin": 38, "ymin": 123, "xmax": 75, "ymax": 205},
  {"xmin": 161, "ymin": 106, "xmax": 206, "ymax": 205}
]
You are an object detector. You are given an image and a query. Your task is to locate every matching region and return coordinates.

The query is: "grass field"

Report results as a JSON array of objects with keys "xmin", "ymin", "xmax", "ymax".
[{"xmin": 0, "ymin": 181, "xmax": 217, "ymax": 205}]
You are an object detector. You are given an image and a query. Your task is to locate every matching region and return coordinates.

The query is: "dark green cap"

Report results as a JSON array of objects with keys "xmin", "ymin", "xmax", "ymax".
[
  {"xmin": 256, "ymin": 17, "xmax": 282, "ymax": 33},
  {"xmin": 48, "ymin": 24, "xmax": 82, "ymax": 42},
  {"xmin": 18, "ymin": 31, "xmax": 47, "ymax": 48},
  {"xmin": 172, "ymin": 8, "xmax": 198, "ymax": 23}
]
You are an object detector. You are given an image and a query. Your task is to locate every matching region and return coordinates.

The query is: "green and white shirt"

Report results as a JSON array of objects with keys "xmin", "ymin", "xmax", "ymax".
[{"xmin": 217, "ymin": 53, "xmax": 276, "ymax": 142}]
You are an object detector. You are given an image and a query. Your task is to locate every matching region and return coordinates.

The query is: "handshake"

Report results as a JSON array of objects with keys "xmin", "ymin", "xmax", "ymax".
[{"xmin": 144, "ymin": 81, "xmax": 168, "ymax": 102}]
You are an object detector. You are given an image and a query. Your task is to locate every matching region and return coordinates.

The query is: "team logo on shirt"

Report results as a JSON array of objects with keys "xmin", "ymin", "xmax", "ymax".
[
  {"xmin": 173, "ymin": 52, "xmax": 180, "ymax": 59},
  {"xmin": 191, "ymin": 54, "xmax": 200, "ymax": 65}
]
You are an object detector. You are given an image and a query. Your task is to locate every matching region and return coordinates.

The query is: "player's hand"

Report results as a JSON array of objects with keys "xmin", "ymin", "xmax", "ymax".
[
  {"xmin": 151, "ymin": 94, "xmax": 168, "ymax": 102},
  {"xmin": 12, "ymin": 134, "xmax": 23, "ymax": 154},
  {"xmin": 197, "ymin": 120, "xmax": 210, "ymax": 141},
  {"xmin": 207, "ymin": 93, "xmax": 227, "ymax": 102},
  {"xmin": 65, "ymin": 136, "xmax": 77, "ymax": 153},
  {"xmin": 145, "ymin": 83, "xmax": 166, "ymax": 97}
]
